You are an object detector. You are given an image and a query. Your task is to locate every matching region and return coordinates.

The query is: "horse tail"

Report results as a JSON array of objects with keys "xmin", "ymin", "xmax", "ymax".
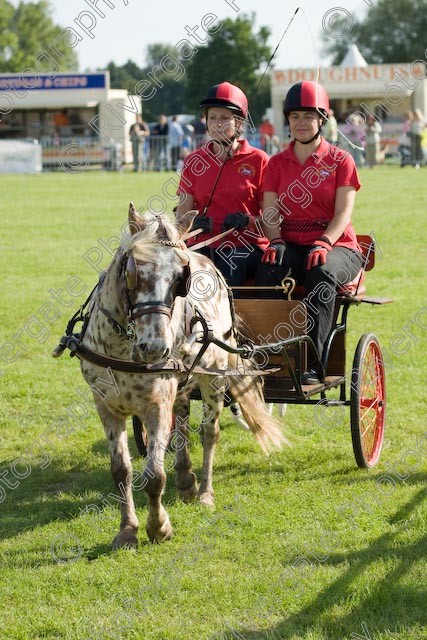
[{"xmin": 227, "ymin": 351, "xmax": 290, "ymax": 454}]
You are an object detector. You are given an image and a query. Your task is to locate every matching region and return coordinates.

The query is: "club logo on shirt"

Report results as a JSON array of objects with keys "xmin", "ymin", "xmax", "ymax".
[
  {"xmin": 238, "ymin": 163, "xmax": 255, "ymax": 177},
  {"xmin": 316, "ymin": 167, "xmax": 336, "ymax": 179}
]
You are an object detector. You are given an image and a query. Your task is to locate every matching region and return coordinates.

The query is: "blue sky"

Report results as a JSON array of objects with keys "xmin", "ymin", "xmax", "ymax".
[{"xmin": 14, "ymin": 0, "xmax": 370, "ymax": 71}]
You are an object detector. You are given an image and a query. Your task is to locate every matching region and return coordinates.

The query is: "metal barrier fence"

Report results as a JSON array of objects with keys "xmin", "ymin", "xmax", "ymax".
[
  {"xmin": 41, "ymin": 136, "xmax": 122, "ymax": 172},
  {"xmin": 39, "ymin": 133, "xmax": 274, "ymax": 172},
  {"xmin": 5, "ymin": 129, "xmax": 411, "ymax": 172},
  {"xmin": 128, "ymin": 133, "xmax": 275, "ymax": 172}
]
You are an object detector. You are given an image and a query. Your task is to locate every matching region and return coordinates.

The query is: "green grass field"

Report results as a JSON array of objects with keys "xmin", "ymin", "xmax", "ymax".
[{"xmin": 0, "ymin": 167, "xmax": 426, "ymax": 640}]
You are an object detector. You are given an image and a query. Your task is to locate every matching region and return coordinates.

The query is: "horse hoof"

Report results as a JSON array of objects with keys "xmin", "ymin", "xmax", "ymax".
[
  {"xmin": 178, "ymin": 484, "xmax": 199, "ymax": 502},
  {"xmin": 146, "ymin": 515, "xmax": 174, "ymax": 543},
  {"xmin": 177, "ymin": 474, "xmax": 199, "ymax": 502},
  {"xmin": 112, "ymin": 525, "xmax": 138, "ymax": 550},
  {"xmin": 198, "ymin": 491, "xmax": 215, "ymax": 509}
]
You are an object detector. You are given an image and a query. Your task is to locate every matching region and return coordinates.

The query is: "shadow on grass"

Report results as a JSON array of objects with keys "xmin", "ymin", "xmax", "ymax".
[
  {"xmin": 217, "ymin": 487, "xmax": 427, "ymax": 640},
  {"xmin": 0, "ymin": 450, "xmax": 182, "ymax": 543}
]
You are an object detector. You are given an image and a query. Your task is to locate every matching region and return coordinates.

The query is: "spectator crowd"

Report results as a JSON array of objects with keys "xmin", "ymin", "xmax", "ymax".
[{"xmin": 128, "ymin": 106, "xmax": 427, "ymax": 172}]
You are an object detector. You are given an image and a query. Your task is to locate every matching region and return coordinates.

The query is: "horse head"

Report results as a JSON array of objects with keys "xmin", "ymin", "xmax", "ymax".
[{"xmin": 123, "ymin": 203, "xmax": 197, "ymax": 365}]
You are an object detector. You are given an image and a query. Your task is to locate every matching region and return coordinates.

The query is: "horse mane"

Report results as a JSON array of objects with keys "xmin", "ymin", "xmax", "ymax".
[{"xmin": 121, "ymin": 212, "xmax": 187, "ymax": 263}]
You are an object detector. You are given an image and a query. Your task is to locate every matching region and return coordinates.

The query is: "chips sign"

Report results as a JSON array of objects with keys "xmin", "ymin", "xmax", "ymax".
[{"xmin": 0, "ymin": 73, "xmax": 107, "ymax": 92}]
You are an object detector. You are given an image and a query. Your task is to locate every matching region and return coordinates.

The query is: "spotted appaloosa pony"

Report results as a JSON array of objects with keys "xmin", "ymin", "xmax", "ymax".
[{"xmin": 79, "ymin": 204, "xmax": 287, "ymax": 548}]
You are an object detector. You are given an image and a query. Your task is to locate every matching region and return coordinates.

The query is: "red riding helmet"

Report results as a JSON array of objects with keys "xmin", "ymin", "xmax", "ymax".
[
  {"xmin": 200, "ymin": 82, "xmax": 248, "ymax": 119},
  {"xmin": 283, "ymin": 81, "xmax": 330, "ymax": 119}
]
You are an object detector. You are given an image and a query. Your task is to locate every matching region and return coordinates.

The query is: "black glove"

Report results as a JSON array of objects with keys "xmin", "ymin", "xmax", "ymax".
[
  {"xmin": 192, "ymin": 216, "xmax": 212, "ymax": 233},
  {"xmin": 223, "ymin": 212, "xmax": 250, "ymax": 231}
]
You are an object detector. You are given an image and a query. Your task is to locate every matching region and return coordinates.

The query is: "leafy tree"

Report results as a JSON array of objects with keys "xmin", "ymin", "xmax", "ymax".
[
  {"xmin": 322, "ymin": 0, "xmax": 427, "ymax": 64},
  {"xmin": 185, "ymin": 13, "xmax": 272, "ymax": 125},
  {"xmin": 107, "ymin": 46, "xmax": 188, "ymax": 122},
  {"xmin": 0, "ymin": 0, "xmax": 78, "ymax": 73},
  {"xmin": 0, "ymin": 0, "xmax": 16, "ymax": 70},
  {"xmin": 106, "ymin": 14, "xmax": 273, "ymax": 124},
  {"xmin": 107, "ymin": 60, "xmax": 142, "ymax": 94},
  {"xmin": 145, "ymin": 43, "xmax": 178, "ymax": 68},
  {"xmin": 141, "ymin": 44, "xmax": 188, "ymax": 120},
  {"xmin": 249, "ymin": 73, "xmax": 272, "ymax": 127}
]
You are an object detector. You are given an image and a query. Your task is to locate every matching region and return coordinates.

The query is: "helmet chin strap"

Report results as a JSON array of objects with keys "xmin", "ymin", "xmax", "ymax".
[
  {"xmin": 206, "ymin": 113, "xmax": 243, "ymax": 145},
  {"xmin": 211, "ymin": 137, "xmax": 236, "ymax": 146},
  {"xmin": 210, "ymin": 129, "xmax": 242, "ymax": 155},
  {"xmin": 289, "ymin": 109, "xmax": 326, "ymax": 145},
  {"xmin": 294, "ymin": 128, "xmax": 322, "ymax": 145},
  {"xmin": 208, "ymin": 125, "xmax": 241, "ymax": 147}
]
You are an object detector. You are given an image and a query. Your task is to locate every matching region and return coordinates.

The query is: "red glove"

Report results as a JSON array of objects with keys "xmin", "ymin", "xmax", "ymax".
[
  {"xmin": 306, "ymin": 236, "xmax": 332, "ymax": 270},
  {"xmin": 261, "ymin": 238, "xmax": 286, "ymax": 265}
]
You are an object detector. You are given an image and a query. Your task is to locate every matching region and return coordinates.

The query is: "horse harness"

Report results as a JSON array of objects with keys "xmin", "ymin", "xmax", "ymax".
[{"xmin": 52, "ymin": 240, "xmax": 252, "ymax": 381}]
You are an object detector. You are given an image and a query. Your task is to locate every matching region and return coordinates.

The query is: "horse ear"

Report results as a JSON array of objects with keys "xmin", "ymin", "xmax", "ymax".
[
  {"xmin": 128, "ymin": 201, "xmax": 146, "ymax": 235},
  {"xmin": 177, "ymin": 209, "xmax": 199, "ymax": 236}
]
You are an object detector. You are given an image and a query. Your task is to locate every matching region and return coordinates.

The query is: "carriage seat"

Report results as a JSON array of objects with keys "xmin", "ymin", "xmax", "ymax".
[{"xmin": 235, "ymin": 235, "xmax": 375, "ymax": 301}]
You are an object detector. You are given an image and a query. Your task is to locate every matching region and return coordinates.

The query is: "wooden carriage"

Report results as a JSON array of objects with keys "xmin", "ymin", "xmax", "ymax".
[{"xmin": 231, "ymin": 235, "xmax": 392, "ymax": 468}]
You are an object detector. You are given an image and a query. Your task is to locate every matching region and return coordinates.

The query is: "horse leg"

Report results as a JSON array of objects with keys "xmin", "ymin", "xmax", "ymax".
[
  {"xmin": 143, "ymin": 401, "xmax": 174, "ymax": 543},
  {"xmin": 197, "ymin": 378, "xmax": 223, "ymax": 508},
  {"xmin": 96, "ymin": 403, "xmax": 139, "ymax": 549},
  {"xmin": 173, "ymin": 394, "xmax": 199, "ymax": 501},
  {"xmin": 132, "ymin": 415, "xmax": 148, "ymax": 457}
]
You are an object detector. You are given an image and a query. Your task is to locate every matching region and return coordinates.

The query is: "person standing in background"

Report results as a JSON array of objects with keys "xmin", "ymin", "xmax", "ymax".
[
  {"xmin": 322, "ymin": 108, "xmax": 338, "ymax": 145},
  {"xmin": 364, "ymin": 115, "xmax": 382, "ymax": 168},
  {"xmin": 151, "ymin": 114, "xmax": 169, "ymax": 171},
  {"xmin": 342, "ymin": 112, "xmax": 365, "ymax": 168},
  {"xmin": 411, "ymin": 108, "xmax": 425, "ymax": 168},
  {"xmin": 192, "ymin": 113, "xmax": 208, "ymax": 148},
  {"xmin": 398, "ymin": 111, "xmax": 413, "ymax": 167},
  {"xmin": 168, "ymin": 116, "xmax": 184, "ymax": 171},
  {"xmin": 259, "ymin": 116, "xmax": 275, "ymax": 153},
  {"xmin": 129, "ymin": 114, "xmax": 149, "ymax": 172}
]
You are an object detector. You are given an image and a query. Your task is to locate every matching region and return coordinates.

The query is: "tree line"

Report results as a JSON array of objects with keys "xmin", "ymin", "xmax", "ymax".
[{"xmin": 1, "ymin": 0, "xmax": 426, "ymax": 124}]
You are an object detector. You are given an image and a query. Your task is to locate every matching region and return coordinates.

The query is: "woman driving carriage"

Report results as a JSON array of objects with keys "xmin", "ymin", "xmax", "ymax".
[
  {"xmin": 176, "ymin": 82, "xmax": 269, "ymax": 286},
  {"xmin": 259, "ymin": 81, "xmax": 364, "ymax": 384}
]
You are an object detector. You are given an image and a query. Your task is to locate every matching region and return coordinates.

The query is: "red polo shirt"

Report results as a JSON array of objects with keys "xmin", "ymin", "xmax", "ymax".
[
  {"xmin": 262, "ymin": 138, "xmax": 361, "ymax": 250},
  {"xmin": 178, "ymin": 139, "xmax": 269, "ymax": 249}
]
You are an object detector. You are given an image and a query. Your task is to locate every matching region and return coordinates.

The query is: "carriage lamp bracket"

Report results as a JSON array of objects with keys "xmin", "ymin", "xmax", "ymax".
[{"xmin": 281, "ymin": 276, "xmax": 296, "ymax": 300}]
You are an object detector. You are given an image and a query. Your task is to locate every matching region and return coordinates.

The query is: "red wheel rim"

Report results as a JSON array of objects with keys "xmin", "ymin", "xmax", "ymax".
[{"xmin": 358, "ymin": 340, "xmax": 385, "ymax": 465}]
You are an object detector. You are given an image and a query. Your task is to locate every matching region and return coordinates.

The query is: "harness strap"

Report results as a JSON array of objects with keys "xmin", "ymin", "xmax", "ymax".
[
  {"xmin": 55, "ymin": 334, "xmax": 272, "ymax": 376},
  {"xmin": 131, "ymin": 303, "xmax": 172, "ymax": 320},
  {"xmin": 99, "ymin": 305, "xmax": 127, "ymax": 336},
  {"xmin": 65, "ymin": 336, "xmax": 186, "ymax": 372}
]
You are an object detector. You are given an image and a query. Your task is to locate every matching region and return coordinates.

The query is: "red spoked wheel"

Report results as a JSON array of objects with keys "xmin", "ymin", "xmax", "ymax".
[{"xmin": 350, "ymin": 334, "xmax": 386, "ymax": 468}]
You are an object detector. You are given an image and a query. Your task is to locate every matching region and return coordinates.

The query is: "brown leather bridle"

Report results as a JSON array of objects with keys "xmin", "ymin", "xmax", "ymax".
[{"xmin": 105, "ymin": 240, "xmax": 190, "ymax": 341}]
